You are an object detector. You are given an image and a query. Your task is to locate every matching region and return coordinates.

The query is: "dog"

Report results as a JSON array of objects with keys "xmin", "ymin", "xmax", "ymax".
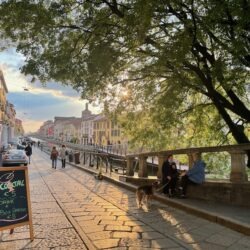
[{"xmin": 136, "ymin": 181, "xmax": 159, "ymax": 209}]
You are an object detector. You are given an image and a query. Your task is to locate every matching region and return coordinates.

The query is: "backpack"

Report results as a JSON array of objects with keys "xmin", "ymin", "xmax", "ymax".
[{"xmin": 51, "ymin": 150, "xmax": 58, "ymax": 159}]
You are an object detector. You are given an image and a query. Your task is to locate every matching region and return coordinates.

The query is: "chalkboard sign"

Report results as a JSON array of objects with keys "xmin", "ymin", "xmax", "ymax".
[{"xmin": 0, "ymin": 166, "xmax": 34, "ymax": 240}]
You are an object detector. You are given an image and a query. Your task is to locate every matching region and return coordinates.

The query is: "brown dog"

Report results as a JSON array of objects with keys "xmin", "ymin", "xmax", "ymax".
[{"xmin": 136, "ymin": 181, "xmax": 159, "ymax": 209}]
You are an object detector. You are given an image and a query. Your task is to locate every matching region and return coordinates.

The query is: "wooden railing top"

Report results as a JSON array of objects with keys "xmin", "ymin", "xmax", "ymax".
[
  {"xmin": 36, "ymin": 136, "xmax": 250, "ymax": 158},
  {"xmin": 126, "ymin": 143, "xmax": 250, "ymax": 158}
]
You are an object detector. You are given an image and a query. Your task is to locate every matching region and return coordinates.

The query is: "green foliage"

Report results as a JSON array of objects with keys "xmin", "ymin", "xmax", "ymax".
[{"xmin": 0, "ymin": 0, "xmax": 249, "ymax": 149}]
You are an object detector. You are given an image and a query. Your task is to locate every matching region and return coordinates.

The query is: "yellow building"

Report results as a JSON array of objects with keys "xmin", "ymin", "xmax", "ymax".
[
  {"xmin": 0, "ymin": 70, "xmax": 8, "ymax": 123},
  {"xmin": 0, "ymin": 70, "xmax": 9, "ymax": 147},
  {"xmin": 93, "ymin": 114, "xmax": 127, "ymax": 145}
]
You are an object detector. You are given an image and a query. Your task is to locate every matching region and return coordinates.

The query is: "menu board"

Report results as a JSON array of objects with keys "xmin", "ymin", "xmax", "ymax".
[{"xmin": 0, "ymin": 166, "xmax": 34, "ymax": 240}]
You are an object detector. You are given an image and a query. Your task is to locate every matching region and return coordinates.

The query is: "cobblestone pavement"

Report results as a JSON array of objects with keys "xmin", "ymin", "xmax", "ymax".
[{"xmin": 1, "ymin": 149, "xmax": 250, "ymax": 250}]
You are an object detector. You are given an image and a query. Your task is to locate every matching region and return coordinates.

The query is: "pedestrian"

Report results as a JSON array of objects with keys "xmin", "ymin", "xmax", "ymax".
[
  {"xmin": 59, "ymin": 145, "xmax": 67, "ymax": 168},
  {"xmin": 179, "ymin": 152, "xmax": 206, "ymax": 198},
  {"xmin": 50, "ymin": 146, "xmax": 59, "ymax": 169},
  {"xmin": 25, "ymin": 143, "xmax": 32, "ymax": 164},
  {"xmin": 168, "ymin": 162, "xmax": 179, "ymax": 197},
  {"xmin": 162, "ymin": 155, "xmax": 179, "ymax": 197}
]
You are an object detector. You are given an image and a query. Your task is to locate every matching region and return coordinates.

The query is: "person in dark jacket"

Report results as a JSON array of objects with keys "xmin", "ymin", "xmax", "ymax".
[
  {"xmin": 25, "ymin": 143, "xmax": 32, "ymax": 164},
  {"xmin": 50, "ymin": 146, "xmax": 59, "ymax": 169},
  {"xmin": 162, "ymin": 154, "xmax": 175, "ymax": 196},
  {"xmin": 168, "ymin": 162, "xmax": 179, "ymax": 197},
  {"xmin": 179, "ymin": 152, "xmax": 206, "ymax": 198}
]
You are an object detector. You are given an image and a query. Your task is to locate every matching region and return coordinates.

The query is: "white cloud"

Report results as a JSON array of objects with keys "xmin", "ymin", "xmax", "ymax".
[{"xmin": 0, "ymin": 48, "xmax": 102, "ymax": 133}]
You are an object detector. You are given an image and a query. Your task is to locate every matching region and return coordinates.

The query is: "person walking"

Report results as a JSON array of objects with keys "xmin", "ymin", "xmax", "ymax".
[
  {"xmin": 179, "ymin": 152, "xmax": 206, "ymax": 198},
  {"xmin": 59, "ymin": 145, "xmax": 67, "ymax": 168},
  {"xmin": 50, "ymin": 146, "xmax": 59, "ymax": 169},
  {"xmin": 25, "ymin": 143, "xmax": 32, "ymax": 164}
]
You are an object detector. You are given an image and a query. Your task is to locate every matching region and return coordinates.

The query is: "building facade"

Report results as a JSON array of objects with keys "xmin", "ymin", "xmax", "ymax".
[
  {"xmin": 15, "ymin": 118, "xmax": 24, "ymax": 136},
  {"xmin": 81, "ymin": 103, "xmax": 96, "ymax": 144},
  {"xmin": 37, "ymin": 103, "xmax": 128, "ymax": 146},
  {"xmin": 93, "ymin": 115, "xmax": 127, "ymax": 146},
  {"xmin": 0, "ymin": 70, "xmax": 9, "ymax": 147}
]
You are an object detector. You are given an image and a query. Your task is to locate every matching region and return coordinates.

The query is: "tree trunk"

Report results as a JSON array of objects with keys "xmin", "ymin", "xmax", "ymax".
[{"xmin": 212, "ymin": 94, "xmax": 250, "ymax": 167}]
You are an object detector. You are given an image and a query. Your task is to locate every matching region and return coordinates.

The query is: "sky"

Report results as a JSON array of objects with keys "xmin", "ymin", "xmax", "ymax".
[{"xmin": 0, "ymin": 48, "xmax": 101, "ymax": 133}]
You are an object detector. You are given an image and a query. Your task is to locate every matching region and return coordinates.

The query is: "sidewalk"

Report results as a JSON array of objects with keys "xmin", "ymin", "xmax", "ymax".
[
  {"xmin": 71, "ymin": 160, "xmax": 250, "ymax": 236},
  {"xmin": 1, "ymin": 148, "xmax": 250, "ymax": 249}
]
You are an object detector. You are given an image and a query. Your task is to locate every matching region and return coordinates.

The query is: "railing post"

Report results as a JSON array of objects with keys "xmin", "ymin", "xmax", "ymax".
[
  {"xmin": 229, "ymin": 150, "xmax": 248, "ymax": 182},
  {"xmin": 157, "ymin": 155, "xmax": 165, "ymax": 179},
  {"xmin": 89, "ymin": 153, "xmax": 92, "ymax": 167},
  {"xmin": 138, "ymin": 156, "xmax": 148, "ymax": 178},
  {"xmin": 188, "ymin": 153, "xmax": 194, "ymax": 169},
  {"xmin": 96, "ymin": 155, "xmax": 99, "ymax": 169},
  {"xmin": 126, "ymin": 156, "xmax": 135, "ymax": 176},
  {"xmin": 80, "ymin": 151, "xmax": 84, "ymax": 164}
]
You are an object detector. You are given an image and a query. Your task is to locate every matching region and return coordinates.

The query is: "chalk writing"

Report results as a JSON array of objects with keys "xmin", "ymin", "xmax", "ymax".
[{"xmin": 0, "ymin": 169, "xmax": 29, "ymax": 227}]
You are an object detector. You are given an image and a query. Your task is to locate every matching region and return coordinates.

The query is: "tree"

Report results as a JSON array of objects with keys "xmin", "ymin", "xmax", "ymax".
[{"xmin": 0, "ymin": 0, "xmax": 249, "ymax": 164}]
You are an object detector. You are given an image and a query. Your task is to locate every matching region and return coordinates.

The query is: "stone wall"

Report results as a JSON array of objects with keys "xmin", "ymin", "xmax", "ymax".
[
  {"xmin": 120, "ymin": 176, "xmax": 250, "ymax": 207},
  {"xmin": 187, "ymin": 181, "xmax": 250, "ymax": 207}
]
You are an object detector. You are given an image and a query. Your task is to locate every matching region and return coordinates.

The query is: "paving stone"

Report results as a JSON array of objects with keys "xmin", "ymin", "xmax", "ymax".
[
  {"xmin": 34, "ymin": 228, "xmax": 83, "ymax": 248},
  {"xmin": 87, "ymin": 231, "xmax": 112, "ymax": 241},
  {"xmin": 99, "ymin": 220, "xmax": 124, "ymax": 226},
  {"xmin": 175, "ymin": 232, "xmax": 208, "ymax": 244},
  {"xmin": 33, "ymin": 212, "xmax": 65, "ymax": 219},
  {"xmin": 111, "ymin": 211, "xmax": 128, "ymax": 216},
  {"xmin": 74, "ymin": 215, "xmax": 95, "ymax": 221},
  {"xmin": 84, "ymin": 207, "xmax": 106, "ymax": 212},
  {"xmin": 119, "ymin": 238, "xmax": 151, "ymax": 248},
  {"xmin": 237, "ymin": 237, "xmax": 250, "ymax": 247},
  {"xmin": 190, "ymin": 242, "xmax": 226, "ymax": 250},
  {"xmin": 94, "ymin": 215, "xmax": 117, "ymax": 221},
  {"xmin": 88, "ymin": 211, "xmax": 111, "ymax": 216},
  {"xmin": 79, "ymin": 224, "xmax": 105, "ymax": 233},
  {"xmin": 113, "ymin": 232, "xmax": 140, "ymax": 239},
  {"xmin": 124, "ymin": 221, "xmax": 146, "ymax": 226},
  {"xmin": 151, "ymin": 238, "xmax": 180, "ymax": 248},
  {"xmin": 227, "ymin": 244, "xmax": 250, "ymax": 250},
  {"xmin": 117, "ymin": 216, "xmax": 139, "ymax": 221},
  {"xmin": 0, "ymin": 239, "xmax": 44, "ymax": 250},
  {"xmin": 205, "ymin": 233, "xmax": 239, "ymax": 247},
  {"xmin": 52, "ymin": 244, "xmax": 87, "ymax": 250},
  {"xmin": 33, "ymin": 217, "xmax": 71, "ymax": 226},
  {"xmin": 93, "ymin": 239, "xmax": 120, "ymax": 249},
  {"xmin": 141, "ymin": 231, "xmax": 165, "ymax": 240},
  {"xmin": 109, "ymin": 247, "xmax": 127, "ymax": 250},
  {"xmin": 67, "ymin": 207, "xmax": 85, "ymax": 213},
  {"xmin": 132, "ymin": 225, "xmax": 155, "ymax": 232},
  {"xmin": 71, "ymin": 212, "xmax": 90, "ymax": 217},
  {"xmin": 105, "ymin": 225, "xmax": 132, "ymax": 232},
  {"xmin": 128, "ymin": 248, "xmax": 159, "ymax": 250},
  {"xmin": 1, "ymin": 231, "xmax": 31, "ymax": 241}
]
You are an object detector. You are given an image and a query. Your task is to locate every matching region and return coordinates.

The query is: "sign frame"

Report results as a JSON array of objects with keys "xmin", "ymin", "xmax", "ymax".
[{"xmin": 0, "ymin": 166, "xmax": 34, "ymax": 240}]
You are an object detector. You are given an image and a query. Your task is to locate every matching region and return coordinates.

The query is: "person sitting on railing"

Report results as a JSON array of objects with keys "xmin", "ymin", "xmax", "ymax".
[{"xmin": 179, "ymin": 152, "xmax": 206, "ymax": 198}]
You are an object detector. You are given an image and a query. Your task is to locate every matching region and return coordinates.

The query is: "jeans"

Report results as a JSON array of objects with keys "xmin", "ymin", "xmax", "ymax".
[
  {"xmin": 180, "ymin": 175, "xmax": 197, "ymax": 195},
  {"xmin": 52, "ymin": 159, "xmax": 57, "ymax": 168},
  {"xmin": 61, "ymin": 159, "xmax": 66, "ymax": 168}
]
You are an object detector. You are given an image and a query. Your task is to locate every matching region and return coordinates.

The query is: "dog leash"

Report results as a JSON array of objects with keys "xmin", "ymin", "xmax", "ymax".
[{"xmin": 156, "ymin": 180, "xmax": 171, "ymax": 192}]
